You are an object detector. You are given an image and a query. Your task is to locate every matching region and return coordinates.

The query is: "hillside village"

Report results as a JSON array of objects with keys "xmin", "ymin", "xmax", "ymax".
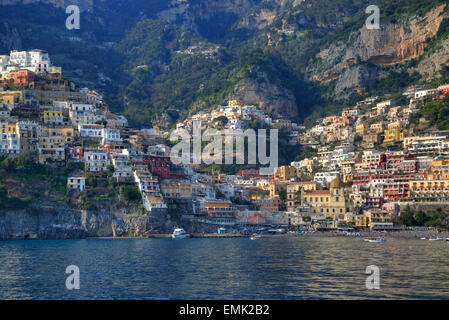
[{"xmin": 1, "ymin": 49, "xmax": 449, "ymax": 232}]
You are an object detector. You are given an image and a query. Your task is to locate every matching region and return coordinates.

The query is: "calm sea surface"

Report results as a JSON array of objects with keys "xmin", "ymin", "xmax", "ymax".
[{"xmin": 0, "ymin": 237, "xmax": 448, "ymax": 299}]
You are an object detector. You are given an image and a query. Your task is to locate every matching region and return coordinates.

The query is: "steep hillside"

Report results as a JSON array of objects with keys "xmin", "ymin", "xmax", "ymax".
[{"xmin": 1, "ymin": 0, "xmax": 449, "ymax": 128}]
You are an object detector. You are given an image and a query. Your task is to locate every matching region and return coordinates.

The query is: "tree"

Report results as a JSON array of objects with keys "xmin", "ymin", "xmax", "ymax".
[
  {"xmin": 213, "ymin": 116, "xmax": 228, "ymax": 127},
  {"xmin": 106, "ymin": 165, "xmax": 115, "ymax": 177},
  {"xmin": 399, "ymin": 205, "xmax": 416, "ymax": 226},
  {"xmin": 121, "ymin": 186, "xmax": 141, "ymax": 203},
  {"xmin": 279, "ymin": 189, "xmax": 287, "ymax": 201},
  {"xmin": 414, "ymin": 211, "xmax": 429, "ymax": 226}
]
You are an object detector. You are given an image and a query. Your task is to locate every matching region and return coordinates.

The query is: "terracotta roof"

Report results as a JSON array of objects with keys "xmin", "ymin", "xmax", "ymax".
[{"xmin": 305, "ymin": 190, "xmax": 330, "ymax": 195}]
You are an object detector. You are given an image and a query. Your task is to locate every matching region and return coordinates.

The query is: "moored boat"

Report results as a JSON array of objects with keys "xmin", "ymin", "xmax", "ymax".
[
  {"xmin": 250, "ymin": 234, "xmax": 261, "ymax": 240},
  {"xmin": 429, "ymin": 237, "xmax": 445, "ymax": 241},
  {"xmin": 364, "ymin": 237, "xmax": 386, "ymax": 243},
  {"xmin": 172, "ymin": 228, "xmax": 187, "ymax": 239}
]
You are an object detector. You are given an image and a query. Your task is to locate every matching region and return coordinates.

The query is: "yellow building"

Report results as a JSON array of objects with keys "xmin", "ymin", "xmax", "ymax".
[
  {"xmin": 384, "ymin": 122, "xmax": 407, "ymax": 145},
  {"xmin": 0, "ymin": 118, "xmax": 17, "ymax": 134},
  {"xmin": 0, "ymin": 91, "xmax": 23, "ymax": 104},
  {"xmin": 356, "ymin": 122, "xmax": 369, "ymax": 135},
  {"xmin": 370, "ymin": 122, "xmax": 385, "ymax": 133},
  {"xmin": 286, "ymin": 181, "xmax": 318, "ymax": 212},
  {"xmin": 16, "ymin": 121, "xmax": 41, "ymax": 152},
  {"xmin": 409, "ymin": 157, "xmax": 449, "ymax": 200},
  {"xmin": 301, "ymin": 176, "xmax": 348, "ymax": 219},
  {"xmin": 272, "ymin": 119, "xmax": 292, "ymax": 130},
  {"xmin": 42, "ymin": 126, "xmax": 74, "ymax": 145},
  {"xmin": 275, "ymin": 165, "xmax": 296, "ymax": 181},
  {"xmin": 41, "ymin": 110, "xmax": 64, "ymax": 123},
  {"xmin": 348, "ymin": 209, "xmax": 393, "ymax": 229},
  {"xmin": 427, "ymin": 158, "xmax": 449, "ymax": 180},
  {"xmin": 38, "ymin": 132, "xmax": 66, "ymax": 164},
  {"xmin": 160, "ymin": 180, "xmax": 193, "ymax": 199},
  {"xmin": 203, "ymin": 199, "xmax": 235, "ymax": 225}
]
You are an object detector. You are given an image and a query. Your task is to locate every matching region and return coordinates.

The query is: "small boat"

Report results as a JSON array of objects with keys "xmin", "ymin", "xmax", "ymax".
[
  {"xmin": 250, "ymin": 234, "xmax": 261, "ymax": 240},
  {"xmin": 172, "ymin": 228, "xmax": 187, "ymax": 239},
  {"xmin": 429, "ymin": 237, "xmax": 445, "ymax": 241},
  {"xmin": 364, "ymin": 237, "xmax": 386, "ymax": 243},
  {"xmin": 420, "ymin": 237, "xmax": 427, "ymax": 240}
]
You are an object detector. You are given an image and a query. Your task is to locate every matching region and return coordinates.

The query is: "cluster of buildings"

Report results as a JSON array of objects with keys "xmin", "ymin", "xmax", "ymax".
[
  {"xmin": 176, "ymin": 99, "xmax": 305, "ymax": 145},
  {"xmin": 3, "ymin": 48, "xmax": 449, "ymax": 231},
  {"xmin": 0, "ymin": 50, "xmax": 62, "ymax": 83}
]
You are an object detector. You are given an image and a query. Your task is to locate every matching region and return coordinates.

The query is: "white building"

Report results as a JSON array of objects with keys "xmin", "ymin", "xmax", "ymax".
[
  {"xmin": 101, "ymin": 128, "xmax": 121, "ymax": 145},
  {"xmin": 70, "ymin": 110, "xmax": 102, "ymax": 125},
  {"xmin": 70, "ymin": 103, "xmax": 94, "ymax": 112},
  {"xmin": 362, "ymin": 150, "xmax": 382, "ymax": 169},
  {"xmin": 0, "ymin": 133, "xmax": 20, "ymax": 154},
  {"xmin": 78, "ymin": 124, "xmax": 103, "ymax": 140},
  {"xmin": 84, "ymin": 150, "xmax": 110, "ymax": 172},
  {"xmin": 405, "ymin": 135, "xmax": 448, "ymax": 155},
  {"xmin": 67, "ymin": 177, "xmax": 86, "ymax": 192},
  {"xmin": 9, "ymin": 49, "xmax": 51, "ymax": 74},
  {"xmin": 314, "ymin": 171, "xmax": 338, "ymax": 185}
]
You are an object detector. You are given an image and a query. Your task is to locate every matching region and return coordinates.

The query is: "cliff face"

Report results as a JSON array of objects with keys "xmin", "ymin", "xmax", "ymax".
[
  {"xmin": 0, "ymin": 204, "xmax": 154, "ymax": 240},
  {"xmin": 350, "ymin": 5, "xmax": 445, "ymax": 65},
  {"xmin": 0, "ymin": 200, "xmax": 221, "ymax": 240},
  {"xmin": 230, "ymin": 74, "xmax": 299, "ymax": 118},
  {"xmin": 157, "ymin": 0, "xmax": 259, "ymax": 34},
  {"xmin": 310, "ymin": 4, "xmax": 447, "ymax": 95}
]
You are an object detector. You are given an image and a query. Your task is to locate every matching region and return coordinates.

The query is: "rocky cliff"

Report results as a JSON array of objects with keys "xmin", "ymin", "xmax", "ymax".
[
  {"xmin": 309, "ymin": 4, "xmax": 448, "ymax": 96},
  {"xmin": 230, "ymin": 74, "xmax": 299, "ymax": 118},
  {"xmin": 0, "ymin": 200, "xmax": 221, "ymax": 240},
  {"xmin": 0, "ymin": 204, "xmax": 154, "ymax": 240}
]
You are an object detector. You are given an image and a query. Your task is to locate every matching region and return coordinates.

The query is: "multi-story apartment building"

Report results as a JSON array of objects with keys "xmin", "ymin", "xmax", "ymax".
[
  {"xmin": 202, "ymin": 199, "xmax": 236, "ymax": 225},
  {"xmin": 16, "ymin": 120, "xmax": 41, "ymax": 152},
  {"xmin": 39, "ymin": 131, "xmax": 65, "ymax": 164},
  {"xmin": 84, "ymin": 150, "xmax": 109, "ymax": 172}
]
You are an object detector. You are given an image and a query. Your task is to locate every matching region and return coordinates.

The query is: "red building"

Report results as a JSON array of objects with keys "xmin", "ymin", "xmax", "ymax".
[
  {"xmin": 146, "ymin": 155, "xmax": 173, "ymax": 178},
  {"xmin": 353, "ymin": 172, "xmax": 393, "ymax": 185},
  {"xmin": 365, "ymin": 197, "xmax": 384, "ymax": 208},
  {"xmin": 9, "ymin": 69, "xmax": 35, "ymax": 84},
  {"xmin": 381, "ymin": 152, "xmax": 414, "ymax": 170},
  {"xmin": 238, "ymin": 169, "xmax": 262, "ymax": 178},
  {"xmin": 70, "ymin": 146, "xmax": 84, "ymax": 160}
]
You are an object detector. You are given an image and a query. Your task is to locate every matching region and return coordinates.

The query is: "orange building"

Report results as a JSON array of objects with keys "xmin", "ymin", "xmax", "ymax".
[{"xmin": 9, "ymin": 69, "xmax": 35, "ymax": 84}]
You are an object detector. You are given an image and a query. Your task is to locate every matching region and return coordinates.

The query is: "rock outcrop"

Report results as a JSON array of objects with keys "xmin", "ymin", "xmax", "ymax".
[
  {"xmin": 350, "ymin": 5, "xmax": 445, "ymax": 65},
  {"xmin": 0, "ymin": 204, "xmax": 156, "ymax": 240},
  {"xmin": 230, "ymin": 74, "xmax": 299, "ymax": 118},
  {"xmin": 0, "ymin": 200, "xmax": 221, "ymax": 240},
  {"xmin": 310, "ymin": 4, "xmax": 447, "ymax": 95}
]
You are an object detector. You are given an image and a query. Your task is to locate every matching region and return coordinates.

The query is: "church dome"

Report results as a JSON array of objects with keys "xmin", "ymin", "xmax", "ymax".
[{"xmin": 330, "ymin": 175, "xmax": 344, "ymax": 189}]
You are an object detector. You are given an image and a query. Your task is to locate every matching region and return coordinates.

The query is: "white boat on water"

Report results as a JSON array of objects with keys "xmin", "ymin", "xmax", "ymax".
[
  {"xmin": 364, "ymin": 237, "xmax": 386, "ymax": 243},
  {"xmin": 429, "ymin": 237, "xmax": 445, "ymax": 241},
  {"xmin": 172, "ymin": 228, "xmax": 187, "ymax": 239},
  {"xmin": 250, "ymin": 234, "xmax": 261, "ymax": 240}
]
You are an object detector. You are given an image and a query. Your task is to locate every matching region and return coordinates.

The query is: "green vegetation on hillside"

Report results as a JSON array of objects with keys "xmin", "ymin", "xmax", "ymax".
[{"xmin": 400, "ymin": 206, "xmax": 449, "ymax": 227}]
